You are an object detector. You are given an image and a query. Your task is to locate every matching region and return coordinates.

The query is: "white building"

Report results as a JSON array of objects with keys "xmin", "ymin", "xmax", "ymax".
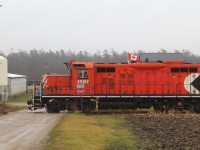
[
  {"xmin": 8, "ymin": 73, "xmax": 27, "ymax": 98},
  {"xmin": 0, "ymin": 56, "xmax": 8, "ymax": 101}
]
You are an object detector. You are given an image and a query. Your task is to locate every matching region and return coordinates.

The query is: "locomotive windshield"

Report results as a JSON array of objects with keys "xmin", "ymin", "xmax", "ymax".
[{"xmin": 78, "ymin": 70, "xmax": 88, "ymax": 78}]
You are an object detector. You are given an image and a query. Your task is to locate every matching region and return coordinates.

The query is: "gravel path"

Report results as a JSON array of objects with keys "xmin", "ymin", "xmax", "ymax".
[{"xmin": 0, "ymin": 109, "xmax": 65, "ymax": 150}]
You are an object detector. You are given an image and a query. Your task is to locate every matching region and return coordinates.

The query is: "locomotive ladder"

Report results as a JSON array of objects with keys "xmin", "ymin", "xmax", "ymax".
[
  {"xmin": 33, "ymin": 95, "xmax": 43, "ymax": 109},
  {"xmin": 32, "ymin": 84, "xmax": 43, "ymax": 110}
]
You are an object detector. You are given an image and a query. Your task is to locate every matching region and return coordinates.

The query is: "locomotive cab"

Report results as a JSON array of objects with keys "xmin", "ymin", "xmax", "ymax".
[
  {"xmin": 67, "ymin": 61, "xmax": 95, "ymax": 96},
  {"xmin": 65, "ymin": 61, "xmax": 96, "ymax": 112}
]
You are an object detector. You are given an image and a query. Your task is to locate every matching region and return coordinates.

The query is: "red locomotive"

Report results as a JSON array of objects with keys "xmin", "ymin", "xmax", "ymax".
[{"xmin": 27, "ymin": 60, "xmax": 200, "ymax": 113}]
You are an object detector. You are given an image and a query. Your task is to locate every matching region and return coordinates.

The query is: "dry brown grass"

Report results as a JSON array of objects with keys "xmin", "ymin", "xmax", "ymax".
[{"xmin": 0, "ymin": 103, "xmax": 26, "ymax": 114}]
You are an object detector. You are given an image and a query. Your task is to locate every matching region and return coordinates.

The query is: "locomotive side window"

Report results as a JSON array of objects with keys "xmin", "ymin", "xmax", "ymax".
[
  {"xmin": 107, "ymin": 67, "xmax": 115, "ymax": 72},
  {"xmin": 171, "ymin": 68, "xmax": 197, "ymax": 73},
  {"xmin": 180, "ymin": 68, "xmax": 188, "ymax": 72},
  {"xmin": 189, "ymin": 68, "xmax": 197, "ymax": 72},
  {"xmin": 171, "ymin": 68, "xmax": 179, "ymax": 72},
  {"xmin": 78, "ymin": 70, "xmax": 88, "ymax": 78},
  {"xmin": 97, "ymin": 67, "xmax": 115, "ymax": 73},
  {"xmin": 97, "ymin": 68, "xmax": 106, "ymax": 72},
  {"xmin": 73, "ymin": 64, "xmax": 85, "ymax": 68}
]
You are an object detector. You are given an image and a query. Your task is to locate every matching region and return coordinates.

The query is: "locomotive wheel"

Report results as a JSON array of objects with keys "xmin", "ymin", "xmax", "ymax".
[
  {"xmin": 45, "ymin": 103, "xmax": 51, "ymax": 113},
  {"xmin": 153, "ymin": 100, "xmax": 164, "ymax": 113},
  {"xmin": 163, "ymin": 100, "xmax": 170, "ymax": 113},
  {"xmin": 70, "ymin": 102, "xmax": 78, "ymax": 112},
  {"xmin": 46, "ymin": 103, "xmax": 52, "ymax": 113},
  {"xmin": 191, "ymin": 99, "xmax": 200, "ymax": 113},
  {"xmin": 193, "ymin": 104, "xmax": 200, "ymax": 113},
  {"xmin": 46, "ymin": 100, "xmax": 61, "ymax": 113},
  {"xmin": 153, "ymin": 100, "xmax": 171, "ymax": 113},
  {"xmin": 187, "ymin": 104, "xmax": 194, "ymax": 113},
  {"xmin": 82, "ymin": 100, "xmax": 92, "ymax": 114}
]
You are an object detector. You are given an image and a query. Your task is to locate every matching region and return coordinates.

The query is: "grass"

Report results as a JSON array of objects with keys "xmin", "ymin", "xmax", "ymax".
[
  {"xmin": 46, "ymin": 113, "xmax": 153, "ymax": 150},
  {"xmin": 0, "ymin": 103, "xmax": 26, "ymax": 114},
  {"xmin": 8, "ymin": 92, "xmax": 32, "ymax": 103},
  {"xmin": 0, "ymin": 92, "xmax": 31, "ymax": 114}
]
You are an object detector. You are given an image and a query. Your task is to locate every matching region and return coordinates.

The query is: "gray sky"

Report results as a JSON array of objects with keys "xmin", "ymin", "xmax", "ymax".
[{"xmin": 0, "ymin": 0, "xmax": 200, "ymax": 55}]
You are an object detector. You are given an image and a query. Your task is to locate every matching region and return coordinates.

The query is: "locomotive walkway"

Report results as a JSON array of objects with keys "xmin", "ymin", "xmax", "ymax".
[{"xmin": 0, "ymin": 108, "xmax": 64, "ymax": 150}]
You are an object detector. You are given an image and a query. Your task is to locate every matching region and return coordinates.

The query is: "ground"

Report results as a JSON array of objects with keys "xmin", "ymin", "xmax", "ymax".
[
  {"xmin": 0, "ymin": 108, "xmax": 64, "ymax": 150},
  {"xmin": 1, "ymin": 102, "xmax": 200, "ymax": 150},
  {"xmin": 118, "ymin": 112, "xmax": 200, "ymax": 150}
]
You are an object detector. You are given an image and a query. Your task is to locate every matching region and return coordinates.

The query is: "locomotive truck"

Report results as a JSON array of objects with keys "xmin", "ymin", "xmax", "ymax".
[{"xmin": 27, "ymin": 60, "xmax": 200, "ymax": 113}]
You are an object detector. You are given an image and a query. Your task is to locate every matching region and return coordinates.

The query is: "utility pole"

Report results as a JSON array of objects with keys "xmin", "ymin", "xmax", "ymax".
[{"xmin": 44, "ymin": 62, "xmax": 48, "ymax": 74}]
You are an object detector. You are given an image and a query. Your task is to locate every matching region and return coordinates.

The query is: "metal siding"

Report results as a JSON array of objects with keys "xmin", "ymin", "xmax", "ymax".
[{"xmin": 9, "ymin": 78, "xmax": 27, "ymax": 97}]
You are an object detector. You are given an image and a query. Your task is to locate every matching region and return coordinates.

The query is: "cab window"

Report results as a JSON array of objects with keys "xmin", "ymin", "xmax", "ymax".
[{"xmin": 78, "ymin": 70, "xmax": 88, "ymax": 78}]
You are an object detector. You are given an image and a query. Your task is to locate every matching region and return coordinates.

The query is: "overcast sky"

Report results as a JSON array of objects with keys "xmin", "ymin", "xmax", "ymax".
[{"xmin": 0, "ymin": 0, "xmax": 200, "ymax": 55}]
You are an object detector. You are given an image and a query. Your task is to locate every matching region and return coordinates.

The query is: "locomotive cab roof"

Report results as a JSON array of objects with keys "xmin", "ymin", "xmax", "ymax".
[{"xmin": 65, "ymin": 60, "xmax": 94, "ymax": 69}]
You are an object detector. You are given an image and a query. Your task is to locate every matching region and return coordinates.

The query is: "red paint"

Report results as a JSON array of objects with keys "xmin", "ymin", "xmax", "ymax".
[{"xmin": 41, "ymin": 61, "xmax": 199, "ymax": 96}]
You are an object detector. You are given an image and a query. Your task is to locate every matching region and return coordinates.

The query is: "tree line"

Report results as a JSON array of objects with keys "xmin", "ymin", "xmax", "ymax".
[{"xmin": 0, "ymin": 49, "xmax": 200, "ymax": 80}]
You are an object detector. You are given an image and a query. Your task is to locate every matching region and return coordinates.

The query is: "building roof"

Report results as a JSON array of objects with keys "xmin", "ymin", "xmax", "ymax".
[
  {"xmin": 139, "ymin": 53, "xmax": 184, "ymax": 62},
  {"xmin": 8, "ymin": 73, "xmax": 27, "ymax": 78}
]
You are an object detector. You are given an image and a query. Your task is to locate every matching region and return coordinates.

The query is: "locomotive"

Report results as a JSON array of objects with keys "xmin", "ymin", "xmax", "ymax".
[{"xmin": 27, "ymin": 59, "xmax": 200, "ymax": 113}]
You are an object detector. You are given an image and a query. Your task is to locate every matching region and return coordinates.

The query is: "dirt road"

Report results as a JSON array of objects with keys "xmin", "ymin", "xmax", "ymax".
[{"xmin": 0, "ymin": 109, "xmax": 65, "ymax": 150}]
